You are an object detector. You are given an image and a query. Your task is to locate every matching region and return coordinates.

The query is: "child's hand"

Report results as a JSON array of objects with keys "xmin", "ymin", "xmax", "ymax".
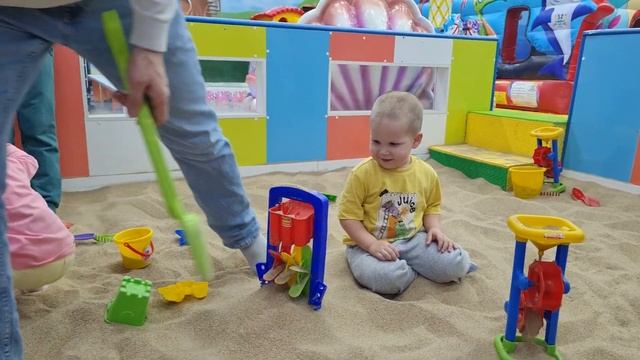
[
  {"xmin": 426, "ymin": 228, "xmax": 458, "ymax": 253},
  {"xmin": 367, "ymin": 241, "xmax": 400, "ymax": 261}
]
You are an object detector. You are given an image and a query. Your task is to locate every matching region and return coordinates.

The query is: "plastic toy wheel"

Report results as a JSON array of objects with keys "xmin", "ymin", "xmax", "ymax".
[
  {"xmin": 526, "ymin": 261, "xmax": 564, "ymax": 312},
  {"xmin": 533, "ymin": 146, "xmax": 552, "ymax": 168}
]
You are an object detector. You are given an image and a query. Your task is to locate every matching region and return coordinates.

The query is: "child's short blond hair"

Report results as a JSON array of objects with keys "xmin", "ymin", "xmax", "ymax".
[{"xmin": 370, "ymin": 91, "xmax": 423, "ymax": 135}]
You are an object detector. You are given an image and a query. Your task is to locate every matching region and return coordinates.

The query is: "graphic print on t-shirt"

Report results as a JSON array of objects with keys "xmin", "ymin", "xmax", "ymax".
[{"xmin": 375, "ymin": 189, "xmax": 417, "ymax": 240}]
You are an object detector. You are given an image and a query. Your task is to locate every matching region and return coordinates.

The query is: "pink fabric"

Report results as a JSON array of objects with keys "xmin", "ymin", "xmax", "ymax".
[{"xmin": 5, "ymin": 144, "xmax": 74, "ymax": 270}]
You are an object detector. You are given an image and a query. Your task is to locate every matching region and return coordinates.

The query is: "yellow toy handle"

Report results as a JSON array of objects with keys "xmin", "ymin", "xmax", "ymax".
[
  {"xmin": 507, "ymin": 214, "xmax": 585, "ymax": 246},
  {"xmin": 530, "ymin": 127, "xmax": 564, "ymax": 141}
]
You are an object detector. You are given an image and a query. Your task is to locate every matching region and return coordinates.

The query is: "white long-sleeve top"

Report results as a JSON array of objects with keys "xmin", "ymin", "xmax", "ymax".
[{"xmin": 0, "ymin": 0, "xmax": 177, "ymax": 52}]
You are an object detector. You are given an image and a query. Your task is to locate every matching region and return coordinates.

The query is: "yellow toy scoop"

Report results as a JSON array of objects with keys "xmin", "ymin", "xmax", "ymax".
[
  {"xmin": 101, "ymin": 11, "xmax": 212, "ymax": 280},
  {"xmin": 158, "ymin": 281, "xmax": 209, "ymax": 303}
]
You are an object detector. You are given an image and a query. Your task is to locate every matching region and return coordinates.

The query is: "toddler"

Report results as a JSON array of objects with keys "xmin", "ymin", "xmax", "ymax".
[
  {"xmin": 338, "ymin": 92, "xmax": 475, "ymax": 295},
  {"xmin": 5, "ymin": 144, "xmax": 75, "ymax": 291}
]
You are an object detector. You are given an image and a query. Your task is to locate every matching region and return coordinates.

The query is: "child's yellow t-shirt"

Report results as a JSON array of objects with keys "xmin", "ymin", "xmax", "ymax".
[{"xmin": 338, "ymin": 156, "xmax": 441, "ymax": 245}]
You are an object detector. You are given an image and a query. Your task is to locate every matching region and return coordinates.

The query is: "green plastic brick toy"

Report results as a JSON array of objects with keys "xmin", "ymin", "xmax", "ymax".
[{"xmin": 105, "ymin": 276, "xmax": 153, "ymax": 326}]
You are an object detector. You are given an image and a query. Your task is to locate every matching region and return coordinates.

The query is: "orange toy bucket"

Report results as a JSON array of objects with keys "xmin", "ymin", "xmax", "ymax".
[{"xmin": 113, "ymin": 227, "xmax": 155, "ymax": 269}]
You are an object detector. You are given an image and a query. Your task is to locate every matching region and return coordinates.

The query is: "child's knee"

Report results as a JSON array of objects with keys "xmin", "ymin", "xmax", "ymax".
[
  {"xmin": 433, "ymin": 247, "xmax": 473, "ymax": 283},
  {"xmin": 350, "ymin": 258, "xmax": 416, "ymax": 295},
  {"xmin": 418, "ymin": 244, "xmax": 473, "ymax": 283}
]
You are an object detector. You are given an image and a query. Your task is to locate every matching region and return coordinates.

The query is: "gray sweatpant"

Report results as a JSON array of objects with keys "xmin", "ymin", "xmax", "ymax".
[{"xmin": 346, "ymin": 232, "xmax": 473, "ymax": 295}]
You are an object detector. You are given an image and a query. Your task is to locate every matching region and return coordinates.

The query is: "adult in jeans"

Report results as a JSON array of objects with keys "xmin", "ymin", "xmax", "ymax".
[
  {"xmin": 13, "ymin": 50, "xmax": 61, "ymax": 212},
  {"xmin": 0, "ymin": 2, "xmax": 267, "ymax": 358}
]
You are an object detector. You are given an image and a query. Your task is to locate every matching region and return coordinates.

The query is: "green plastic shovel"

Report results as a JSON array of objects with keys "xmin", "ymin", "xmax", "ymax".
[{"xmin": 101, "ymin": 10, "xmax": 212, "ymax": 280}]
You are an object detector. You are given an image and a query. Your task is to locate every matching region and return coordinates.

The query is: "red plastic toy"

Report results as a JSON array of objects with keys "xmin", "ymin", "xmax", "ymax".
[
  {"xmin": 516, "ymin": 260, "xmax": 564, "ymax": 336},
  {"xmin": 525, "ymin": 261, "xmax": 564, "ymax": 312},
  {"xmin": 571, "ymin": 187, "xmax": 601, "ymax": 207},
  {"xmin": 268, "ymin": 199, "xmax": 314, "ymax": 253}
]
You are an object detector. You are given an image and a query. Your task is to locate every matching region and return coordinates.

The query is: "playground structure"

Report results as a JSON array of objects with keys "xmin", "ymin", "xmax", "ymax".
[
  {"xmin": 257, "ymin": 186, "xmax": 330, "ymax": 310},
  {"xmin": 562, "ymin": 29, "xmax": 640, "ymax": 189},
  {"xmin": 197, "ymin": 1, "xmax": 640, "ymax": 193},
  {"xmin": 299, "ymin": 0, "xmax": 435, "ymax": 31},
  {"xmin": 52, "ymin": 14, "xmax": 496, "ymax": 189},
  {"xmin": 251, "ymin": 6, "xmax": 305, "ymax": 22},
  {"xmin": 43, "ymin": 1, "xmax": 637, "ymax": 194},
  {"xmin": 415, "ymin": 0, "xmax": 640, "ymax": 115},
  {"xmin": 417, "ymin": 0, "xmax": 639, "ymax": 97},
  {"xmin": 430, "ymin": 28, "xmax": 640, "ymax": 194},
  {"xmin": 495, "ymin": 215, "xmax": 585, "ymax": 360}
]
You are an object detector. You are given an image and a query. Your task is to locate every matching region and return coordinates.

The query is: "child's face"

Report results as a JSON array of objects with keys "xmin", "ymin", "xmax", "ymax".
[{"xmin": 370, "ymin": 118, "xmax": 422, "ymax": 170}]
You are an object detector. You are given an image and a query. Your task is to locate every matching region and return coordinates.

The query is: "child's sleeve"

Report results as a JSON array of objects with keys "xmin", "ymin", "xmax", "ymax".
[
  {"xmin": 338, "ymin": 170, "xmax": 366, "ymax": 221},
  {"xmin": 424, "ymin": 171, "xmax": 442, "ymax": 215}
]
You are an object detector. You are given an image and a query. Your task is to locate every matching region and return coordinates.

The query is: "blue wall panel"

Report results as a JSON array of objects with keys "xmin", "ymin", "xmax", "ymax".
[
  {"xmin": 266, "ymin": 28, "xmax": 329, "ymax": 163},
  {"xmin": 564, "ymin": 30, "xmax": 640, "ymax": 182}
]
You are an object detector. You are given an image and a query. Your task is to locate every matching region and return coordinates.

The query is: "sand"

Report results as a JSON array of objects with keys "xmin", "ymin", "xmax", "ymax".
[{"xmin": 16, "ymin": 160, "xmax": 640, "ymax": 360}]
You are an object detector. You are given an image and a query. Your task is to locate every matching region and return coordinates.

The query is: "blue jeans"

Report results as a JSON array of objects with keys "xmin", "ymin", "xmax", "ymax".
[
  {"xmin": 13, "ymin": 50, "xmax": 61, "ymax": 211},
  {"xmin": 0, "ymin": 3, "xmax": 260, "ymax": 358}
]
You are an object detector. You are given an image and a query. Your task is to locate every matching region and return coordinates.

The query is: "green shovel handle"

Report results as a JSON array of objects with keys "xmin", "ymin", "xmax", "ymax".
[{"xmin": 101, "ymin": 10, "xmax": 211, "ymax": 280}]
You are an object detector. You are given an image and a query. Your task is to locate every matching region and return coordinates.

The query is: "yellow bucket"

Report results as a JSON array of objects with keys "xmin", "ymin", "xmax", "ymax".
[
  {"xmin": 113, "ymin": 227, "xmax": 154, "ymax": 269},
  {"xmin": 509, "ymin": 166, "xmax": 545, "ymax": 199}
]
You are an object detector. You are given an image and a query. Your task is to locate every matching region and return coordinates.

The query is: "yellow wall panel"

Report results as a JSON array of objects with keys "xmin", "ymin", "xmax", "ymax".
[
  {"xmin": 446, "ymin": 39, "xmax": 497, "ymax": 144},
  {"xmin": 219, "ymin": 117, "xmax": 266, "ymax": 165},
  {"xmin": 465, "ymin": 112, "xmax": 566, "ymax": 157},
  {"xmin": 188, "ymin": 23, "xmax": 266, "ymax": 58}
]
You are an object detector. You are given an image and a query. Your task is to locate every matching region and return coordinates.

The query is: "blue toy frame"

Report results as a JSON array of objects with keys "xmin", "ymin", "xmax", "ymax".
[{"xmin": 256, "ymin": 186, "xmax": 329, "ymax": 310}]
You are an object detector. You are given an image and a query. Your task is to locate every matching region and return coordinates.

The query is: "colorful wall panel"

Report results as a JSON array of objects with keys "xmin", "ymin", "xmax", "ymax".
[
  {"xmin": 329, "ymin": 32, "xmax": 395, "ymax": 62},
  {"xmin": 564, "ymin": 29, "xmax": 640, "ymax": 185},
  {"xmin": 186, "ymin": 20, "xmax": 496, "ymax": 167},
  {"xmin": 325, "ymin": 33, "xmax": 458, "ymax": 158},
  {"xmin": 53, "ymin": 45, "xmax": 89, "ymax": 178},
  {"xmin": 188, "ymin": 22, "xmax": 268, "ymax": 166},
  {"xmin": 446, "ymin": 39, "xmax": 497, "ymax": 144},
  {"xmin": 393, "ymin": 36, "xmax": 453, "ymax": 66},
  {"xmin": 188, "ymin": 22, "xmax": 266, "ymax": 58},
  {"xmin": 266, "ymin": 27, "xmax": 329, "ymax": 163},
  {"xmin": 326, "ymin": 115, "xmax": 370, "ymax": 160},
  {"xmin": 55, "ymin": 19, "xmax": 497, "ymax": 183},
  {"xmin": 631, "ymin": 135, "xmax": 640, "ymax": 186},
  {"xmin": 219, "ymin": 117, "xmax": 267, "ymax": 165}
]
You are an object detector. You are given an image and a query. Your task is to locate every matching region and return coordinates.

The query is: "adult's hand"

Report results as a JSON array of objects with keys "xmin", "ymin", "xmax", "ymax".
[{"xmin": 113, "ymin": 46, "xmax": 169, "ymax": 124}]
